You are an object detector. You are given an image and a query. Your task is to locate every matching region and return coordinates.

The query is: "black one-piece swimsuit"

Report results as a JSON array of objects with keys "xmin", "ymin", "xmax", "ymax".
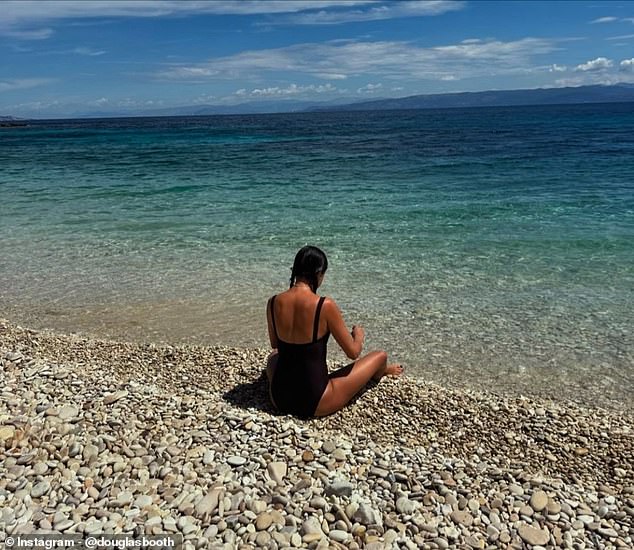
[{"xmin": 269, "ymin": 295, "xmax": 330, "ymax": 417}]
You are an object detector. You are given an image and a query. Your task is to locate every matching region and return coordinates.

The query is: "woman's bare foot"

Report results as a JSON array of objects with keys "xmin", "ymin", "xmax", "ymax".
[
  {"xmin": 372, "ymin": 363, "xmax": 404, "ymax": 381},
  {"xmin": 385, "ymin": 363, "xmax": 404, "ymax": 376}
]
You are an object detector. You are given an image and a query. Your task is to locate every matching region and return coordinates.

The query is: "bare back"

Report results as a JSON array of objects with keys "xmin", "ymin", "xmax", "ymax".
[{"xmin": 269, "ymin": 289, "xmax": 328, "ymax": 344}]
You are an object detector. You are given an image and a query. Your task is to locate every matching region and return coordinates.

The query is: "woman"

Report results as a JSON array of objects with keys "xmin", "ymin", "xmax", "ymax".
[{"xmin": 266, "ymin": 245, "xmax": 403, "ymax": 417}]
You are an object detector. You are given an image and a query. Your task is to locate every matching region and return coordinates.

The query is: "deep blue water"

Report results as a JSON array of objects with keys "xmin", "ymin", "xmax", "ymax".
[{"xmin": 1, "ymin": 103, "xmax": 633, "ymax": 408}]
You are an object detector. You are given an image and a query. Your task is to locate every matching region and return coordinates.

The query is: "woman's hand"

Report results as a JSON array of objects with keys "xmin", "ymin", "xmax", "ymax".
[
  {"xmin": 326, "ymin": 299, "xmax": 364, "ymax": 360},
  {"xmin": 351, "ymin": 325, "xmax": 365, "ymax": 342}
]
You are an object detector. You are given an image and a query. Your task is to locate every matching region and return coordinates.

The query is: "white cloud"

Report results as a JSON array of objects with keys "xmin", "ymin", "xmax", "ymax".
[
  {"xmin": 277, "ymin": 1, "xmax": 464, "ymax": 25},
  {"xmin": 574, "ymin": 57, "xmax": 613, "ymax": 72},
  {"xmin": 0, "ymin": 77, "xmax": 54, "ymax": 92},
  {"xmin": 73, "ymin": 47, "xmax": 106, "ymax": 56},
  {"xmin": 316, "ymin": 73, "xmax": 348, "ymax": 80},
  {"xmin": 607, "ymin": 33, "xmax": 634, "ymax": 41},
  {"xmin": 2, "ymin": 27, "xmax": 53, "ymax": 40},
  {"xmin": 591, "ymin": 16, "xmax": 618, "ymax": 24},
  {"xmin": 620, "ymin": 58, "xmax": 634, "ymax": 71},
  {"xmin": 1, "ymin": 1, "xmax": 375, "ymax": 23},
  {"xmin": 0, "ymin": 1, "xmax": 374, "ymax": 37},
  {"xmin": 158, "ymin": 37, "xmax": 558, "ymax": 83},
  {"xmin": 1, "ymin": 1, "xmax": 465, "ymax": 39},
  {"xmin": 166, "ymin": 67, "xmax": 219, "ymax": 79},
  {"xmin": 192, "ymin": 93, "xmax": 216, "ymax": 104},
  {"xmin": 83, "ymin": 97, "xmax": 166, "ymax": 109},
  {"xmin": 357, "ymin": 82, "xmax": 382, "ymax": 93},
  {"xmin": 236, "ymin": 83, "xmax": 337, "ymax": 98},
  {"xmin": 549, "ymin": 64, "xmax": 567, "ymax": 72}
]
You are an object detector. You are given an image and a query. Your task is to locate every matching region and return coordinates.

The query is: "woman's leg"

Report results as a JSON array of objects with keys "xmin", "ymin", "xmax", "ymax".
[
  {"xmin": 266, "ymin": 350, "xmax": 279, "ymax": 410},
  {"xmin": 314, "ymin": 350, "xmax": 402, "ymax": 417}
]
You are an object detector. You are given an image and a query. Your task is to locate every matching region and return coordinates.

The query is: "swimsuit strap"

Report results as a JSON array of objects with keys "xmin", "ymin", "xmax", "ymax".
[
  {"xmin": 312, "ymin": 296, "xmax": 326, "ymax": 342},
  {"xmin": 270, "ymin": 295, "xmax": 278, "ymax": 338}
]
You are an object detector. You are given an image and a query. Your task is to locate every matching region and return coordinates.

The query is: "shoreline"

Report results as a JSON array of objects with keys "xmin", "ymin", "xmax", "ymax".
[
  {"xmin": 1, "ymin": 318, "xmax": 632, "ymax": 548},
  {"xmin": 2, "ymin": 303, "xmax": 631, "ymax": 414}
]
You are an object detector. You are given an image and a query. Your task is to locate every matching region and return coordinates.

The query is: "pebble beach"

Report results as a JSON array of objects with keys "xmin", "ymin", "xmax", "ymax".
[{"xmin": 1, "ymin": 318, "xmax": 632, "ymax": 549}]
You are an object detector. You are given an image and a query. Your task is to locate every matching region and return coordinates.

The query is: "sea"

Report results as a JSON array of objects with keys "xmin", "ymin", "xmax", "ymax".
[{"xmin": 1, "ymin": 103, "xmax": 633, "ymax": 410}]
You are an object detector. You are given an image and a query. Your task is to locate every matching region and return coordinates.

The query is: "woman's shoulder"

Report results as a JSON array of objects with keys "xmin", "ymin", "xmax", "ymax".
[{"xmin": 320, "ymin": 295, "xmax": 339, "ymax": 312}]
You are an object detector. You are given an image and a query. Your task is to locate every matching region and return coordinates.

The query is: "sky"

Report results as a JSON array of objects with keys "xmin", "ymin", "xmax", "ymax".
[{"xmin": 1, "ymin": 0, "xmax": 634, "ymax": 117}]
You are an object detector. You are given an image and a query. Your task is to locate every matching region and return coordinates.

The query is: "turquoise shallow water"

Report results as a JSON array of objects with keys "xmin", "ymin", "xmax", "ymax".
[{"xmin": 1, "ymin": 104, "xmax": 633, "ymax": 408}]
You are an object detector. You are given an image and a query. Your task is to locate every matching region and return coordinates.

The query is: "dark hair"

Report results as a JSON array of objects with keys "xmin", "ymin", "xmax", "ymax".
[{"xmin": 290, "ymin": 245, "xmax": 328, "ymax": 293}]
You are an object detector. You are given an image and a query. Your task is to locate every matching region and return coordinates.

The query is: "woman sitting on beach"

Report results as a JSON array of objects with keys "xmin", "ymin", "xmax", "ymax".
[{"xmin": 266, "ymin": 245, "xmax": 403, "ymax": 417}]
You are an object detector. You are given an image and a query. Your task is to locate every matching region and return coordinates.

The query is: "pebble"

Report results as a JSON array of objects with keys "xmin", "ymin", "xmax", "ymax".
[
  {"xmin": 310, "ymin": 496, "xmax": 328, "ymax": 510},
  {"xmin": 450, "ymin": 510, "xmax": 473, "ymax": 527},
  {"xmin": 530, "ymin": 490, "xmax": 549, "ymax": 512},
  {"xmin": 578, "ymin": 514, "xmax": 594, "ymax": 525},
  {"xmin": 0, "ymin": 426, "xmax": 16, "ymax": 443},
  {"xmin": 330, "ymin": 529, "xmax": 351, "ymax": 542},
  {"xmin": 466, "ymin": 534, "xmax": 484, "ymax": 548},
  {"xmin": 352, "ymin": 502, "xmax": 379, "ymax": 525},
  {"xmin": 325, "ymin": 480, "xmax": 354, "ymax": 497},
  {"xmin": 195, "ymin": 489, "xmax": 221, "ymax": 519},
  {"xmin": 599, "ymin": 527, "xmax": 619, "ymax": 538},
  {"xmin": 134, "ymin": 495, "xmax": 153, "ymax": 508},
  {"xmin": 396, "ymin": 496, "xmax": 417, "ymax": 515},
  {"xmin": 54, "ymin": 519, "xmax": 75, "ymax": 531},
  {"xmin": 332, "ymin": 448, "xmax": 346, "ymax": 461},
  {"xmin": 227, "ymin": 456, "xmax": 247, "ymax": 467},
  {"xmin": 103, "ymin": 390, "xmax": 128, "ymax": 404},
  {"xmin": 546, "ymin": 498, "xmax": 561, "ymax": 514},
  {"xmin": 58, "ymin": 405, "xmax": 79, "ymax": 421},
  {"xmin": 518, "ymin": 524, "xmax": 550, "ymax": 546},
  {"xmin": 256, "ymin": 512, "xmax": 273, "ymax": 531},
  {"xmin": 116, "ymin": 491, "xmax": 133, "ymax": 506},
  {"xmin": 301, "ymin": 517, "xmax": 324, "ymax": 536},
  {"xmin": 322, "ymin": 440, "xmax": 337, "ymax": 453},
  {"xmin": 32, "ymin": 462, "xmax": 48, "ymax": 475},
  {"xmin": 267, "ymin": 461, "xmax": 287, "ymax": 484},
  {"xmin": 255, "ymin": 531, "xmax": 271, "ymax": 546},
  {"xmin": 31, "ymin": 480, "xmax": 50, "ymax": 498}
]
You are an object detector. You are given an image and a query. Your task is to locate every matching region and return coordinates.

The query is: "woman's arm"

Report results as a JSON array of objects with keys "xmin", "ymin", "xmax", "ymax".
[
  {"xmin": 266, "ymin": 298, "xmax": 279, "ymax": 349},
  {"xmin": 323, "ymin": 298, "xmax": 364, "ymax": 360}
]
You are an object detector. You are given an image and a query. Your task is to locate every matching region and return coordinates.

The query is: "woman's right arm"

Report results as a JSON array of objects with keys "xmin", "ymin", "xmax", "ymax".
[
  {"xmin": 323, "ymin": 298, "xmax": 364, "ymax": 359},
  {"xmin": 266, "ymin": 298, "xmax": 279, "ymax": 350}
]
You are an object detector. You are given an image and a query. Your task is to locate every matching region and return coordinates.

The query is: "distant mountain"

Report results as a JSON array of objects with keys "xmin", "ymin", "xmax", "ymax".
[
  {"xmin": 73, "ymin": 97, "xmax": 361, "ymax": 118},
  {"xmin": 309, "ymin": 84, "xmax": 634, "ymax": 112}
]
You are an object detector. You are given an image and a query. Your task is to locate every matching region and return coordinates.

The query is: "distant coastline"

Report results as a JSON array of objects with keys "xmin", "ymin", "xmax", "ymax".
[
  {"xmin": 0, "ymin": 116, "xmax": 27, "ymax": 127},
  {"xmin": 4, "ymin": 83, "xmax": 634, "ymax": 120}
]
